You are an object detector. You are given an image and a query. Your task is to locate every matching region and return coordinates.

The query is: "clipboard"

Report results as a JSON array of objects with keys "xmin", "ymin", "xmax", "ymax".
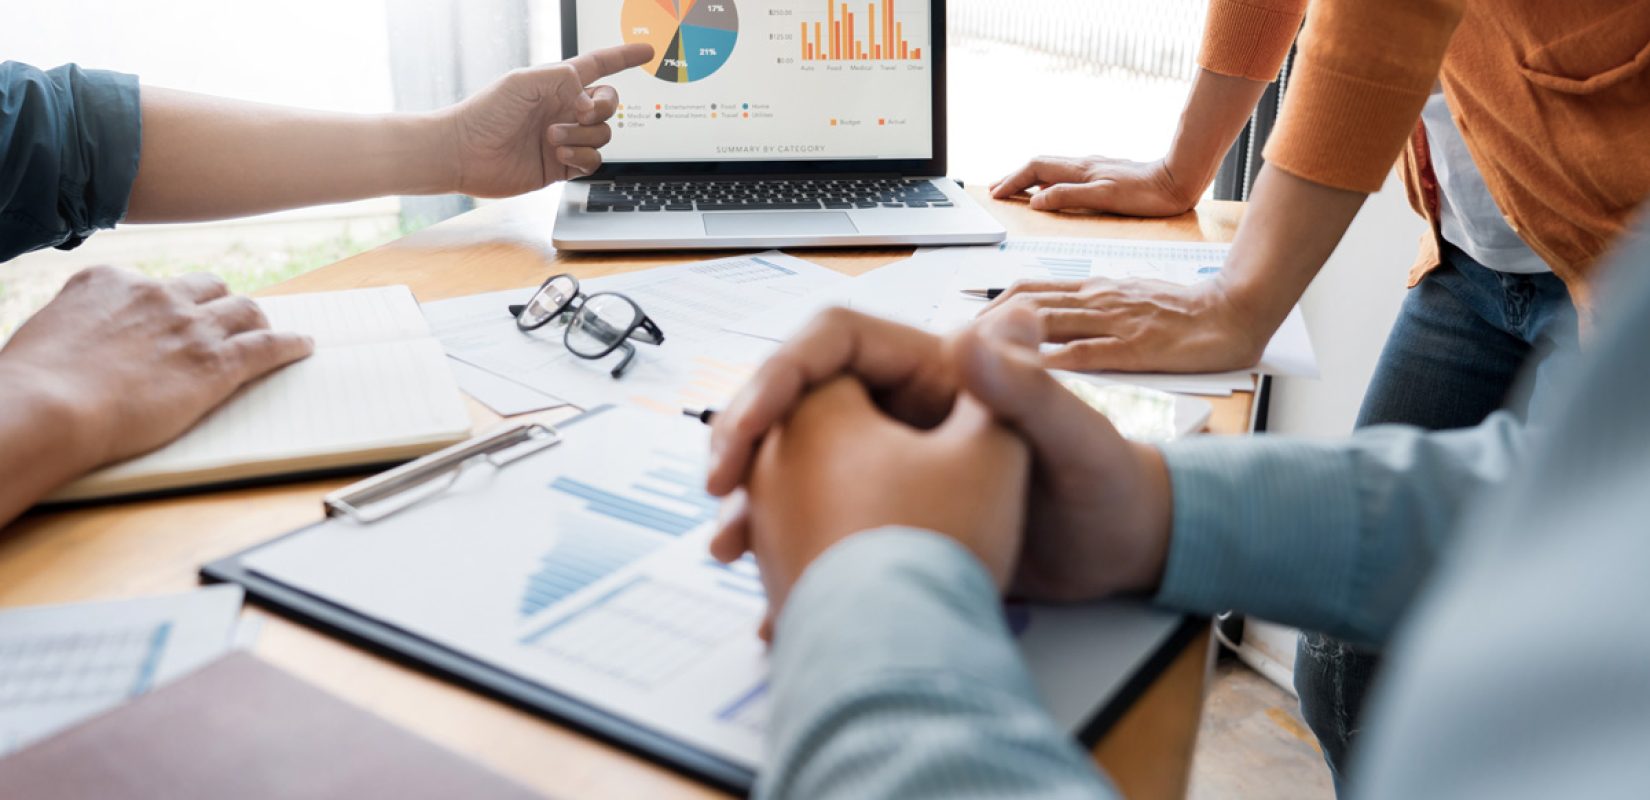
[{"xmin": 202, "ymin": 405, "xmax": 1203, "ymax": 793}]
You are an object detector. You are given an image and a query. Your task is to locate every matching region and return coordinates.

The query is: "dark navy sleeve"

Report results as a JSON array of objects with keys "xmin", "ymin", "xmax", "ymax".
[{"xmin": 0, "ymin": 62, "xmax": 142, "ymax": 263}]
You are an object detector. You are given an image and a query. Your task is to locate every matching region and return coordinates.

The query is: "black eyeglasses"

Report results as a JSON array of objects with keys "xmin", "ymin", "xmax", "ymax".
[{"xmin": 507, "ymin": 274, "xmax": 665, "ymax": 378}]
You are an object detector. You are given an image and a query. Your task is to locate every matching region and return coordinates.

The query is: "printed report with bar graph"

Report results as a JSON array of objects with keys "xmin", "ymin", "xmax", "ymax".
[
  {"xmin": 239, "ymin": 404, "xmax": 1187, "ymax": 773},
  {"xmin": 243, "ymin": 406, "xmax": 771, "ymax": 764},
  {"xmin": 581, "ymin": 0, "xmax": 934, "ymax": 163}
]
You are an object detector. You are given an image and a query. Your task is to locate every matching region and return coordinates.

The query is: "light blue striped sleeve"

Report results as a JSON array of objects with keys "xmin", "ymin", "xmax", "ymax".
[
  {"xmin": 1153, "ymin": 412, "xmax": 1528, "ymax": 648},
  {"xmin": 760, "ymin": 528, "xmax": 1117, "ymax": 800}
]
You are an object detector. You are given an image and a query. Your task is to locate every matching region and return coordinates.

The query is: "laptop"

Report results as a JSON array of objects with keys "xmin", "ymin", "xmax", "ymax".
[{"xmin": 554, "ymin": 0, "xmax": 1005, "ymax": 251}]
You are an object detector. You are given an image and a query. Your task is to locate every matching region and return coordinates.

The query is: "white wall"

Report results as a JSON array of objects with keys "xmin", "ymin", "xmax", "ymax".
[
  {"xmin": 1266, "ymin": 171, "xmax": 1424, "ymax": 438},
  {"xmin": 1236, "ymin": 171, "xmax": 1425, "ymax": 689}
]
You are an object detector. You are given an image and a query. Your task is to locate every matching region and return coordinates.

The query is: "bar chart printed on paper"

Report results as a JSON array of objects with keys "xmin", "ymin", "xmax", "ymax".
[{"xmin": 242, "ymin": 406, "xmax": 774, "ymax": 766}]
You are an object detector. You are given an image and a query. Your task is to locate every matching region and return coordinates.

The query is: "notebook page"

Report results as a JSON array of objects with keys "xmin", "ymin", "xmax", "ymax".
[
  {"xmin": 258, "ymin": 286, "xmax": 432, "ymax": 348},
  {"xmin": 58, "ymin": 339, "xmax": 471, "ymax": 495}
]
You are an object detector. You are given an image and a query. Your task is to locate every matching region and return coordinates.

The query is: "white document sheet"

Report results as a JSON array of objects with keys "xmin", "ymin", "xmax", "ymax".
[
  {"xmin": 422, "ymin": 253, "xmax": 845, "ymax": 413},
  {"xmin": 445, "ymin": 358, "xmax": 566, "ymax": 417},
  {"xmin": 926, "ymin": 241, "xmax": 1319, "ymax": 379},
  {"xmin": 723, "ymin": 239, "xmax": 1307, "ymax": 395},
  {"xmin": 723, "ymin": 254, "xmax": 957, "ymax": 342},
  {"xmin": 0, "ymin": 586, "xmax": 243, "ymax": 755},
  {"xmin": 240, "ymin": 406, "xmax": 1184, "ymax": 771}
]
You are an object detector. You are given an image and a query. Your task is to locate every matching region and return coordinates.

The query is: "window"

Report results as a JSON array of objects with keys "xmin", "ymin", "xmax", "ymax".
[{"xmin": 1, "ymin": 0, "xmax": 1203, "ymax": 335}]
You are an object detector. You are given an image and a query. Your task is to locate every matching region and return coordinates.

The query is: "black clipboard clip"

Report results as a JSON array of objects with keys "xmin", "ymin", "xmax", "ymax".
[{"xmin": 322, "ymin": 424, "xmax": 561, "ymax": 524}]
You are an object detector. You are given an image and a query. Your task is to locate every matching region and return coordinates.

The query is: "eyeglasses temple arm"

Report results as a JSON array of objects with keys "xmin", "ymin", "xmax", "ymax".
[
  {"xmin": 609, "ymin": 341, "xmax": 638, "ymax": 379},
  {"xmin": 630, "ymin": 316, "xmax": 665, "ymax": 345}
]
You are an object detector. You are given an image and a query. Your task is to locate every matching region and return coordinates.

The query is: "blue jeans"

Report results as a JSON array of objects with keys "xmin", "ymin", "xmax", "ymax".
[{"xmin": 1294, "ymin": 243, "xmax": 1577, "ymax": 793}]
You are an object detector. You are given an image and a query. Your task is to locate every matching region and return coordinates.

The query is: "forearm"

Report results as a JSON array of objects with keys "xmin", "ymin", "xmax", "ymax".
[
  {"xmin": 1168, "ymin": 0, "xmax": 1305, "ymax": 199},
  {"xmin": 764, "ymin": 529, "xmax": 1114, "ymax": 799},
  {"xmin": 0, "ymin": 364, "xmax": 98, "ymax": 528},
  {"xmin": 127, "ymin": 87, "xmax": 458, "ymax": 222},
  {"xmin": 1218, "ymin": 164, "xmax": 1367, "ymax": 352},
  {"xmin": 1160, "ymin": 69, "xmax": 1271, "ymax": 205},
  {"xmin": 1153, "ymin": 413, "xmax": 1530, "ymax": 647}
]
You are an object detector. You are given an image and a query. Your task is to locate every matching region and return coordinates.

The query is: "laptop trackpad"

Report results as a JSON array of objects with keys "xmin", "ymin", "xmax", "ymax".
[{"xmin": 702, "ymin": 212, "xmax": 858, "ymax": 236}]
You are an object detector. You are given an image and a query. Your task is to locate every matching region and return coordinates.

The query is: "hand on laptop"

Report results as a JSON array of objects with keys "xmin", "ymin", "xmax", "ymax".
[
  {"xmin": 707, "ymin": 307, "xmax": 1176, "ymax": 640},
  {"xmin": 728, "ymin": 375, "xmax": 1029, "ymax": 635},
  {"xmin": 989, "ymin": 155, "xmax": 1198, "ymax": 216},
  {"xmin": 975, "ymin": 276, "xmax": 1269, "ymax": 373},
  {"xmin": 444, "ymin": 43, "xmax": 654, "ymax": 196},
  {"xmin": 0, "ymin": 267, "xmax": 313, "ymax": 477}
]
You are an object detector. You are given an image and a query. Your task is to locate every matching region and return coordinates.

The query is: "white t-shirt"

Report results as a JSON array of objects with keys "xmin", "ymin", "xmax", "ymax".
[{"xmin": 1419, "ymin": 91, "xmax": 1551, "ymax": 274}]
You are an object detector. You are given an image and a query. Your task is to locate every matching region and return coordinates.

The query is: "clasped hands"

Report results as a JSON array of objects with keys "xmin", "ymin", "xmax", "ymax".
[{"xmin": 704, "ymin": 306, "xmax": 1179, "ymax": 640}]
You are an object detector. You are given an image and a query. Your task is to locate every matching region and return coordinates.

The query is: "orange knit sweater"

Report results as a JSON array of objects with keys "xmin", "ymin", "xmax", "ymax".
[{"xmin": 1199, "ymin": 0, "xmax": 1650, "ymax": 305}]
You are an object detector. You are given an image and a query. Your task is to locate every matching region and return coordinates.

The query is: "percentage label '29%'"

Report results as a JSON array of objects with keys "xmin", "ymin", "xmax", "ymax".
[{"xmin": 621, "ymin": 0, "xmax": 739, "ymax": 83}]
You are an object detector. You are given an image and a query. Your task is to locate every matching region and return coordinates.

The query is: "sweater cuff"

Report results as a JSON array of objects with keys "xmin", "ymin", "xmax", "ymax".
[
  {"xmin": 1262, "ymin": 62, "xmax": 1431, "ymax": 193},
  {"xmin": 1196, "ymin": 0, "xmax": 1306, "ymax": 82}
]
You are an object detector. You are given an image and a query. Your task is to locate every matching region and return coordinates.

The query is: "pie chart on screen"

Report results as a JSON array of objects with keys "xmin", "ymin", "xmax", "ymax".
[{"xmin": 622, "ymin": 0, "xmax": 739, "ymax": 83}]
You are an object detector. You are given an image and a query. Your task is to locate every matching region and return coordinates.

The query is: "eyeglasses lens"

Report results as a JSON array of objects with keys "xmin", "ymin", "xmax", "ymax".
[
  {"xmin": 566, "ymin": 294, "xmax": 641, "ymax": 357},
  {"xmin": 518, "ymin": 276, "xmax": 578, "ymax": 328}
]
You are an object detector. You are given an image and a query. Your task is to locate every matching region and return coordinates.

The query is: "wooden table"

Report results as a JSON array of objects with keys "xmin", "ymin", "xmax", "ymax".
[{"xmin": 0, "ymin": 187, "xmax": 1248, "ymax": 799}]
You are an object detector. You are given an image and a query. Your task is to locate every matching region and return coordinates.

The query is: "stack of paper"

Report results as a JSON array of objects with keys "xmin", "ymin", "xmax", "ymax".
[
  {"xmin": 422, "ymin": 252, "xmax": 847, "ymax": 415},
  {"xmin": 729, "ymin": 238, "xmax": 1317, "ymax": 397},
  {"xmin": 425, "ymin": 241, "xmax": 1314, "ymax": 414}
]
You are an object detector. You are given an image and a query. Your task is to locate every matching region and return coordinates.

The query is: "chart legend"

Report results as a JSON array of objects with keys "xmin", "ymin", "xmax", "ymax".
[
  {"xmin": 799, "ymin": 0, "xmax": 922, "ymax": 61},
  {"xmin": 623, "ymin": 0, "xmax": 740, "ymax": 82}
]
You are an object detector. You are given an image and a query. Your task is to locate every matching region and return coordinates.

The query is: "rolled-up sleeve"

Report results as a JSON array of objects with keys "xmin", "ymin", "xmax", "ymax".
[
  {"xmin": 1154, "ymin": 413, "xmax": 1528, "ymax": 648},
  {"xmin": 1197, "ymin": 0, "xmax": 1308, "ymax": 83},
  {"xmin": 1262, "ymin": 0, "xmax": 1463, "ymax": 193},
  {"xmin": 0, "ymin": 62, "xmax": 142, "ymax": 263}
]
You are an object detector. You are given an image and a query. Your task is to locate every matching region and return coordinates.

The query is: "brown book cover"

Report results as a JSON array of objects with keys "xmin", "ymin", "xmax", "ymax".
[{"xmin": 0, "ymin": 652, "xmax": 543, "ymax": 800}]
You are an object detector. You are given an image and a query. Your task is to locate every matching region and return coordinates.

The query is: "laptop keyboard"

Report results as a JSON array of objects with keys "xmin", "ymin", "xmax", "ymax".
[{"xmin": 583, "ymin": 177, "xmax": 954, "ymax": 212}]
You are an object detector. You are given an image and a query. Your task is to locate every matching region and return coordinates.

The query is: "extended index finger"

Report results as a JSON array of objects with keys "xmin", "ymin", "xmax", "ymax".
[
  {"xmin": 705, "ymin": 308, "xmax": 953, "ymax": 496},
  {"xmin": 568, "ymin": 43, "xmax": 656, "ymax": 84}
]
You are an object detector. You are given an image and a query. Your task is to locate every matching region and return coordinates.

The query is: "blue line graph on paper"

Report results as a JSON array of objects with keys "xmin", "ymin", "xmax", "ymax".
[
  {"xmin": 1030, "ymin": 255, "xmax": 1092, "ymax": 281},
  {"xmin": 548, "ymin": 449, "xmax": 719, "ymax": 538},
  {"xmin": 716, "ymin": 680, "xmax": 770, "ymax": 735}
]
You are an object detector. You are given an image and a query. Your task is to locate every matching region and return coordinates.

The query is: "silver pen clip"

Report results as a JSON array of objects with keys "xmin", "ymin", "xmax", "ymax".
[{"xmin": 322, "ymin": 423, "xmax": 561, "ymax": 524}]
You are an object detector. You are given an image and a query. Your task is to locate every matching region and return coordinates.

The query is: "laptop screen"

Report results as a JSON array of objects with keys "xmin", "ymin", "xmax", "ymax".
[{"xmin": 574, "ymin": 0, "xmax": 935, "ymax": 165}]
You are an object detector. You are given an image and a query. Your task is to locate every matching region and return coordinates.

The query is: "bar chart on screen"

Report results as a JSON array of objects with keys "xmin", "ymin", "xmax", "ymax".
[{"xmin": 796, "ymin": 0, "xmax": 924, "ymax": 62}]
